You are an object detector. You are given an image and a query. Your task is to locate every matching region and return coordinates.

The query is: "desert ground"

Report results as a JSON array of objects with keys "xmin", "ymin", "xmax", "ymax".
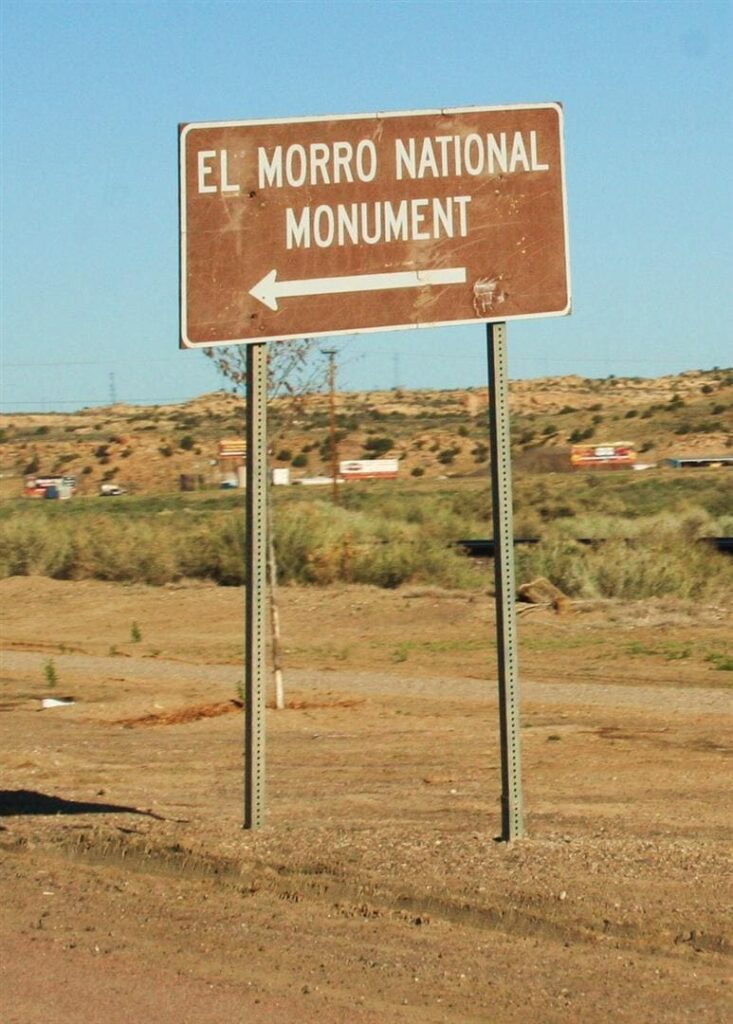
[{"xmin": 1, "ymin": 575, "xmax": 731, "ymax": 1022}]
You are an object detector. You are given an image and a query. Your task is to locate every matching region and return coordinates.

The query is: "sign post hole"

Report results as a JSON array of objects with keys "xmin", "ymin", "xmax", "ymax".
[
  {"xmin": 487, "ymin": 323, "xmax": 524, "ymax": 841},
  {"xmin": 244, "ymin": 341, "xmax": 267, "ymax": 829}
]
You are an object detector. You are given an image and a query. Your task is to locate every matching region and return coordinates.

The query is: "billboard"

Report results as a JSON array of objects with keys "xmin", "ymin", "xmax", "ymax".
[
  {"xmin": 339, "ymin": 458, "xmax": 399, "ymax": 479},
  {"xmin": 570, "ymin": 443, "xmax": 636, "ymax": 469}
]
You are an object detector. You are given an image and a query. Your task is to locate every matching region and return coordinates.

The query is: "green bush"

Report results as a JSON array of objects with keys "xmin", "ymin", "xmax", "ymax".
[{"xmin": 363, "ymin": 436, "xmax": 394, "ymax": 456}]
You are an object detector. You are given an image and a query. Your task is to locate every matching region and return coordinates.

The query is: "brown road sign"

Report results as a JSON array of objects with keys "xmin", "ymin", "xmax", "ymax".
[{"xmin": 179, "ymin": 104, "xmax": 570, "ymax": 347}]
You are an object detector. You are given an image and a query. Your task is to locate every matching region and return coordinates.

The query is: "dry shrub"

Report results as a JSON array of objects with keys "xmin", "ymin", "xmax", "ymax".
[
  {"xmin": 273, "ymin": 500, "xmax": 479, "ymax": 590},
  {"xmin": 178, "ymin": 512, "xmax": 245, "ymax": 585},
  {"xmin": 1, "ymin": 486, "xmax": 729, "ymax": 600},
  {"xmin": 517, "ymin": 533, "xmax": 730, "ymax": 601},
  {"xmin": 72, "ymin": 518, "xmax": 179, "ymax": 585},
  {"xmin": 0, "ymin": 516, "xmax": 77, "ymax": 578}
]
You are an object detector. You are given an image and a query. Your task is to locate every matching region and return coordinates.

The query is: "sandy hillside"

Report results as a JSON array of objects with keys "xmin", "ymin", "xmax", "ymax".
[{"xmin": 1, "ymin": 368, "xmax": 731, "ymax": 494}]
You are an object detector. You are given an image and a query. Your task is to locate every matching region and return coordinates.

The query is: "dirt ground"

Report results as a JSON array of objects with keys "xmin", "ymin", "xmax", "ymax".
[{"xmin": 1, "ymin": 576, "xmax": 731, "ymax": 1023}]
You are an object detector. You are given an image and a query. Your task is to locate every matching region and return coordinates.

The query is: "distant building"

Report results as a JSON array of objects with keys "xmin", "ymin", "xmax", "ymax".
[
  {"xmin": 663, "ymin": 455, "xmax": 733, "ymax": 469},
  {"xmin": 24, "ymin": 475, "xmax": 77, "ymax": 499},
  {"xmin": 217, "ymin": 437, "xmax": 246, "ymax": 488},
  {"xmin": 272, "ymin": 467, "xmax": 290, "ymax": 486}
]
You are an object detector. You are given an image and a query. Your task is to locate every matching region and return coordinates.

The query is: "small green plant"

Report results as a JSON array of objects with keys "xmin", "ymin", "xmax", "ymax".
[
  {"xmin": 130, "ymin": 621, "xmax": 142, "ymax": 643},
  {"xmin": 626, "ymin": 641, "xmax": 691, "ymax": 660},
  {"xmin": 706, "ymin": 652, "xmax": 733, "ymax": 672},
  {"xmin": 627, "ymin": 641, "xmax": 650, "ymax": 656},
  {"xmin": 392, "ymin": 643, "xmax": 410, "ymax": 663},
  {"xmin": 664, "ymin": 644, "xmax": 692, "ymax": 661},
  {"xmin": 44, "ymin": 659, "xmax": 58, "ymax": 689}
]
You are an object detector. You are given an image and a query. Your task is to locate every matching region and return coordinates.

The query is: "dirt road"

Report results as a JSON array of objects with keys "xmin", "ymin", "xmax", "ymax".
[{"xmin": 1, "ymin": 578, "xmax": 731, "ymax": 1022}]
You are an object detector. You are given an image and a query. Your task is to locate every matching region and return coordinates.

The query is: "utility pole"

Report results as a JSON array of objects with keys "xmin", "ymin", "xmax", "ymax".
[
  {"xmin": 109, "ymin": 372, "xmax": 117, "ymax": 406},
  {"xmin": 321, "ymin": 349, "xmax": 339, "ymax": 504}
]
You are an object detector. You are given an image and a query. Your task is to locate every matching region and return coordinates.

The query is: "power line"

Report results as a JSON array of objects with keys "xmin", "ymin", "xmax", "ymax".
[
  {"xmin": 1, "ymin": 356, "xmax": 212, "ymax": 368},
  {"xmin": 2, "ymin": 347, "xmax": 720, "ymax": 370},
  {"xmin": 0, "ymin": 395, "xmax": 225, "ymax": 409}
]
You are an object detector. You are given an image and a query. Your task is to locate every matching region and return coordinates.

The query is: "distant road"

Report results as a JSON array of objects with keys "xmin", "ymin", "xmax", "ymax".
[{"xmin": 3, "ymin": 650, "xmax": 730, "ymax": 717}]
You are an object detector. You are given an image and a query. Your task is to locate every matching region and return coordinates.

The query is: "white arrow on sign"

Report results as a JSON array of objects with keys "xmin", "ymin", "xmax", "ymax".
[{"xmin": 249, "ymin": 267, "xmax": 467, "ymax": 312}]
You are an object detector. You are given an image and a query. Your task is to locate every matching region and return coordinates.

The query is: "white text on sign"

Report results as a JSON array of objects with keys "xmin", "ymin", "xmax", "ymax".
[{"xmin": 196, "ymin": 130, "xmax": 550, "ymax": 251}]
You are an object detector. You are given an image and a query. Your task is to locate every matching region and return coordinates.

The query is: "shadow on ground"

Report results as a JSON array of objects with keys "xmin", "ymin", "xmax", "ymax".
[{"xmin": 0, "ymin": 789, "xmax": 162, "ymax": 818}]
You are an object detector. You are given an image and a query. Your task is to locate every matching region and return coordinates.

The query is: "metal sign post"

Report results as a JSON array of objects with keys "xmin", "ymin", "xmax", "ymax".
[
  {"xmin": 487, "ymin": 322, "xmax": 524, "ymax": 841},
  {"xmin": 244, "ymin": 341, "xmax": 267, "ymax": 829},
  {"xmin": 180, "ymin": 102, "xmax": 570, "ymax": 836}
]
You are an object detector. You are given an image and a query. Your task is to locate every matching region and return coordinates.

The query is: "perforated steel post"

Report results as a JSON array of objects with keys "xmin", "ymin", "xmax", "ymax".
[
  {"xmin": 487, "ymin": 323, "xmax": 525, "ymax": 840},
  {"xmin": 244, "ymin": 341, "xmax": 268, "ymax": 829}
]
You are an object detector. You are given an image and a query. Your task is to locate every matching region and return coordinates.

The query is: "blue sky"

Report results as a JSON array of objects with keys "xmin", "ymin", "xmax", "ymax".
[{"xmin": 1, "ymin": 0, "xmax": 731, "ymax": 412}]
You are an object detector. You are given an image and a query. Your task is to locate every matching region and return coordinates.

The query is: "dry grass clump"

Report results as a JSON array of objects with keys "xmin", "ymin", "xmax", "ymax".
[
  {"xmin": 0, "ymin": 481, "xmax": 730, "ymax": 600},
  {"xmin": 0, "ymin": 516, "xmax": 77, "ymax": 579},
  {"xmin": 516, "ymin": 536, "xmax": 729, "ymax": 601},
  {"xmin": 273, "ymin": 501, "xmax": 479, "ymax": 590}
]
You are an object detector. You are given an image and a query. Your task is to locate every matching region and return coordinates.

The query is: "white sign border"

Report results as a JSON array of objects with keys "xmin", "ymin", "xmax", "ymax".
[{"xmin": 179, "ymin": 103, "xmax": 571, "ymax": 349}]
